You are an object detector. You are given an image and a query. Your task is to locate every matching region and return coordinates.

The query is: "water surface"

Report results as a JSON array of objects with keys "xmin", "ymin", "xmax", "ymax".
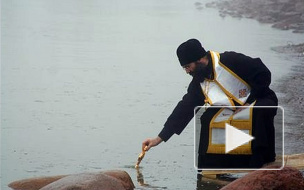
[{"xmin": 1, "ymin": 0, "xmax": 303, "ymax": 189}]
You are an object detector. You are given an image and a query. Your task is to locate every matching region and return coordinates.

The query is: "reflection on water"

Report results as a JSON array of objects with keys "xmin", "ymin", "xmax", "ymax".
[
  {"xmin": 133, "ymin": 170, "xmax": 231, "ymax": 190},
  {"xmin": 134, "ymin": 166, "xmax": 229, "ymax": 190},
  {"xmin": 136, "ymin": 168, "xmax": 145, "ymax": 186},
  {"xmin": 135, "ymin": 167, "xmax": 167, "ymax": 189}
]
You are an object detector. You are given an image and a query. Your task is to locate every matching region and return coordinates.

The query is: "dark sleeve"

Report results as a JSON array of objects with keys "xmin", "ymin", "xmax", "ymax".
[
  {"xmin": 158, "ymin": 79, "xmax": 205, "ymax": 142},
  {"xmin": 246, "ymin": 65, "xmax": 271, "ymax": 104},
  {"xmin": 221, "ymin": 52, "xmax": 273, "ymax": 104}
]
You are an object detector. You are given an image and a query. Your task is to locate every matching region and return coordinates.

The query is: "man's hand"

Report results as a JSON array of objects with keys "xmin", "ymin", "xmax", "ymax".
[
  {"xmin": 234, "ymin": 103, "xmax": 250, "ymax": 115},
  {"xmin": 142, "ymin": 136, "xmax": 163, "ymax": 151}
]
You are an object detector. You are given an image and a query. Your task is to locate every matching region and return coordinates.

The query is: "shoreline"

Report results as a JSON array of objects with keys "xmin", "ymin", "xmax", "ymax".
[
  {"xmin": 272, "ymin": 43, "xmax": 304, "ymax": 154},
  {"xmin": 207, "ymin": 0, "xmax": 304, "ymax": 153},
  {"xmin": 206, "ymin": 0, "xmax": 304, "ymax": 33}
]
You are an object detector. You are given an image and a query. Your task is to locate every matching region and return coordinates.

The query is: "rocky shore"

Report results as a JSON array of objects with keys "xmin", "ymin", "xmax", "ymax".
[
  {"xmin": 206, "ymin": 0, "xmax": 304, "ymax": 33},
  {"xmin": 272, "ymin": 43, "xmax": 304, "ymax": 117}
]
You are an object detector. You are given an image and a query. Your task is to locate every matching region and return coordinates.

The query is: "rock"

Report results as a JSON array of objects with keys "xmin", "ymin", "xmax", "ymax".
[
  {"xmin": 220, "ymin": 166, "xmax": 304, "ymax": 190},
  {"xmin": 8, "ymin": 175, "xmax": 67, "ymax": 190},
  {"xmin": 101, "ymin": 170, "xmax": 135, "ymax": 190},
  {"xmin": 8, "ymin": 170, "xmax": 135, "ymax": 190}
]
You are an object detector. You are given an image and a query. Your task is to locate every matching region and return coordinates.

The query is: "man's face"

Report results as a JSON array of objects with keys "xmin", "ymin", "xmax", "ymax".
[
  {"xmin": 182, "ymin": 58, "xmax": 209, "ymax": 77},
  {"xmin": 182, "ymin": 62, "xmax": 197, "ymax": 76}
]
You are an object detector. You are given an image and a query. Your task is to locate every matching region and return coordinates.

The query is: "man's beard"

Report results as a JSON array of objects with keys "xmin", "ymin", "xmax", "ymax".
[{"xmin": 190, "ymin": 62, "xmax": 212, "ymax": 81}]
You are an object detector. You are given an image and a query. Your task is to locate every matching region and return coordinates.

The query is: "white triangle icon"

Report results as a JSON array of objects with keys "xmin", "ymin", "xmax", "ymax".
[{"xmin": 225, "ymin": 123, "xmax": 254, "ymax": 153}]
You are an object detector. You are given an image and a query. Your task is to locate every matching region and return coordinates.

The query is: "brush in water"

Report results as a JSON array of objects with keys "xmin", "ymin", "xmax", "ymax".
[{"xmin": 135, "ymin": 146, "xmax": 147, "ymax": 168}]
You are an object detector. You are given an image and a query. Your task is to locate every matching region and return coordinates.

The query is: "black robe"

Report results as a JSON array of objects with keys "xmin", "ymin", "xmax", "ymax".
[{"xmin": 158, "ymin": 51, "xmax": 278, "ymax": 168}]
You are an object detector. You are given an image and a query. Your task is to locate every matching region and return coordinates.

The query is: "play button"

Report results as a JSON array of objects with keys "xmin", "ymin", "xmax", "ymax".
[{"xmin": 225, "ymin": 123, "xmax": 255, "ymax": 153}]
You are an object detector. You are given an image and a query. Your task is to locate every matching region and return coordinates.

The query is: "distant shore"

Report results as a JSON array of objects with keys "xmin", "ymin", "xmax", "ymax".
[
  {"xmin": 207, "ymin": 0, "xmax": 304, "ymax": 152},
  {"xmin": 206, "ymin": 0, "xmax": 304, "ymax": 33}
]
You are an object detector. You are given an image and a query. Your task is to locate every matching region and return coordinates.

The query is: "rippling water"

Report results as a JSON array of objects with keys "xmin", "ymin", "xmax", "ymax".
[{"xmin": 1, "ymin": 0, "xmax": 303, "ymax": 189}]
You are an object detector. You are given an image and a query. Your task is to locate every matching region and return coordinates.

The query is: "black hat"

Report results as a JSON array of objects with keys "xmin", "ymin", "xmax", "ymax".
[{"xmin": 176, "ymin": 39, "xmax": 207, "ymax": 66}]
